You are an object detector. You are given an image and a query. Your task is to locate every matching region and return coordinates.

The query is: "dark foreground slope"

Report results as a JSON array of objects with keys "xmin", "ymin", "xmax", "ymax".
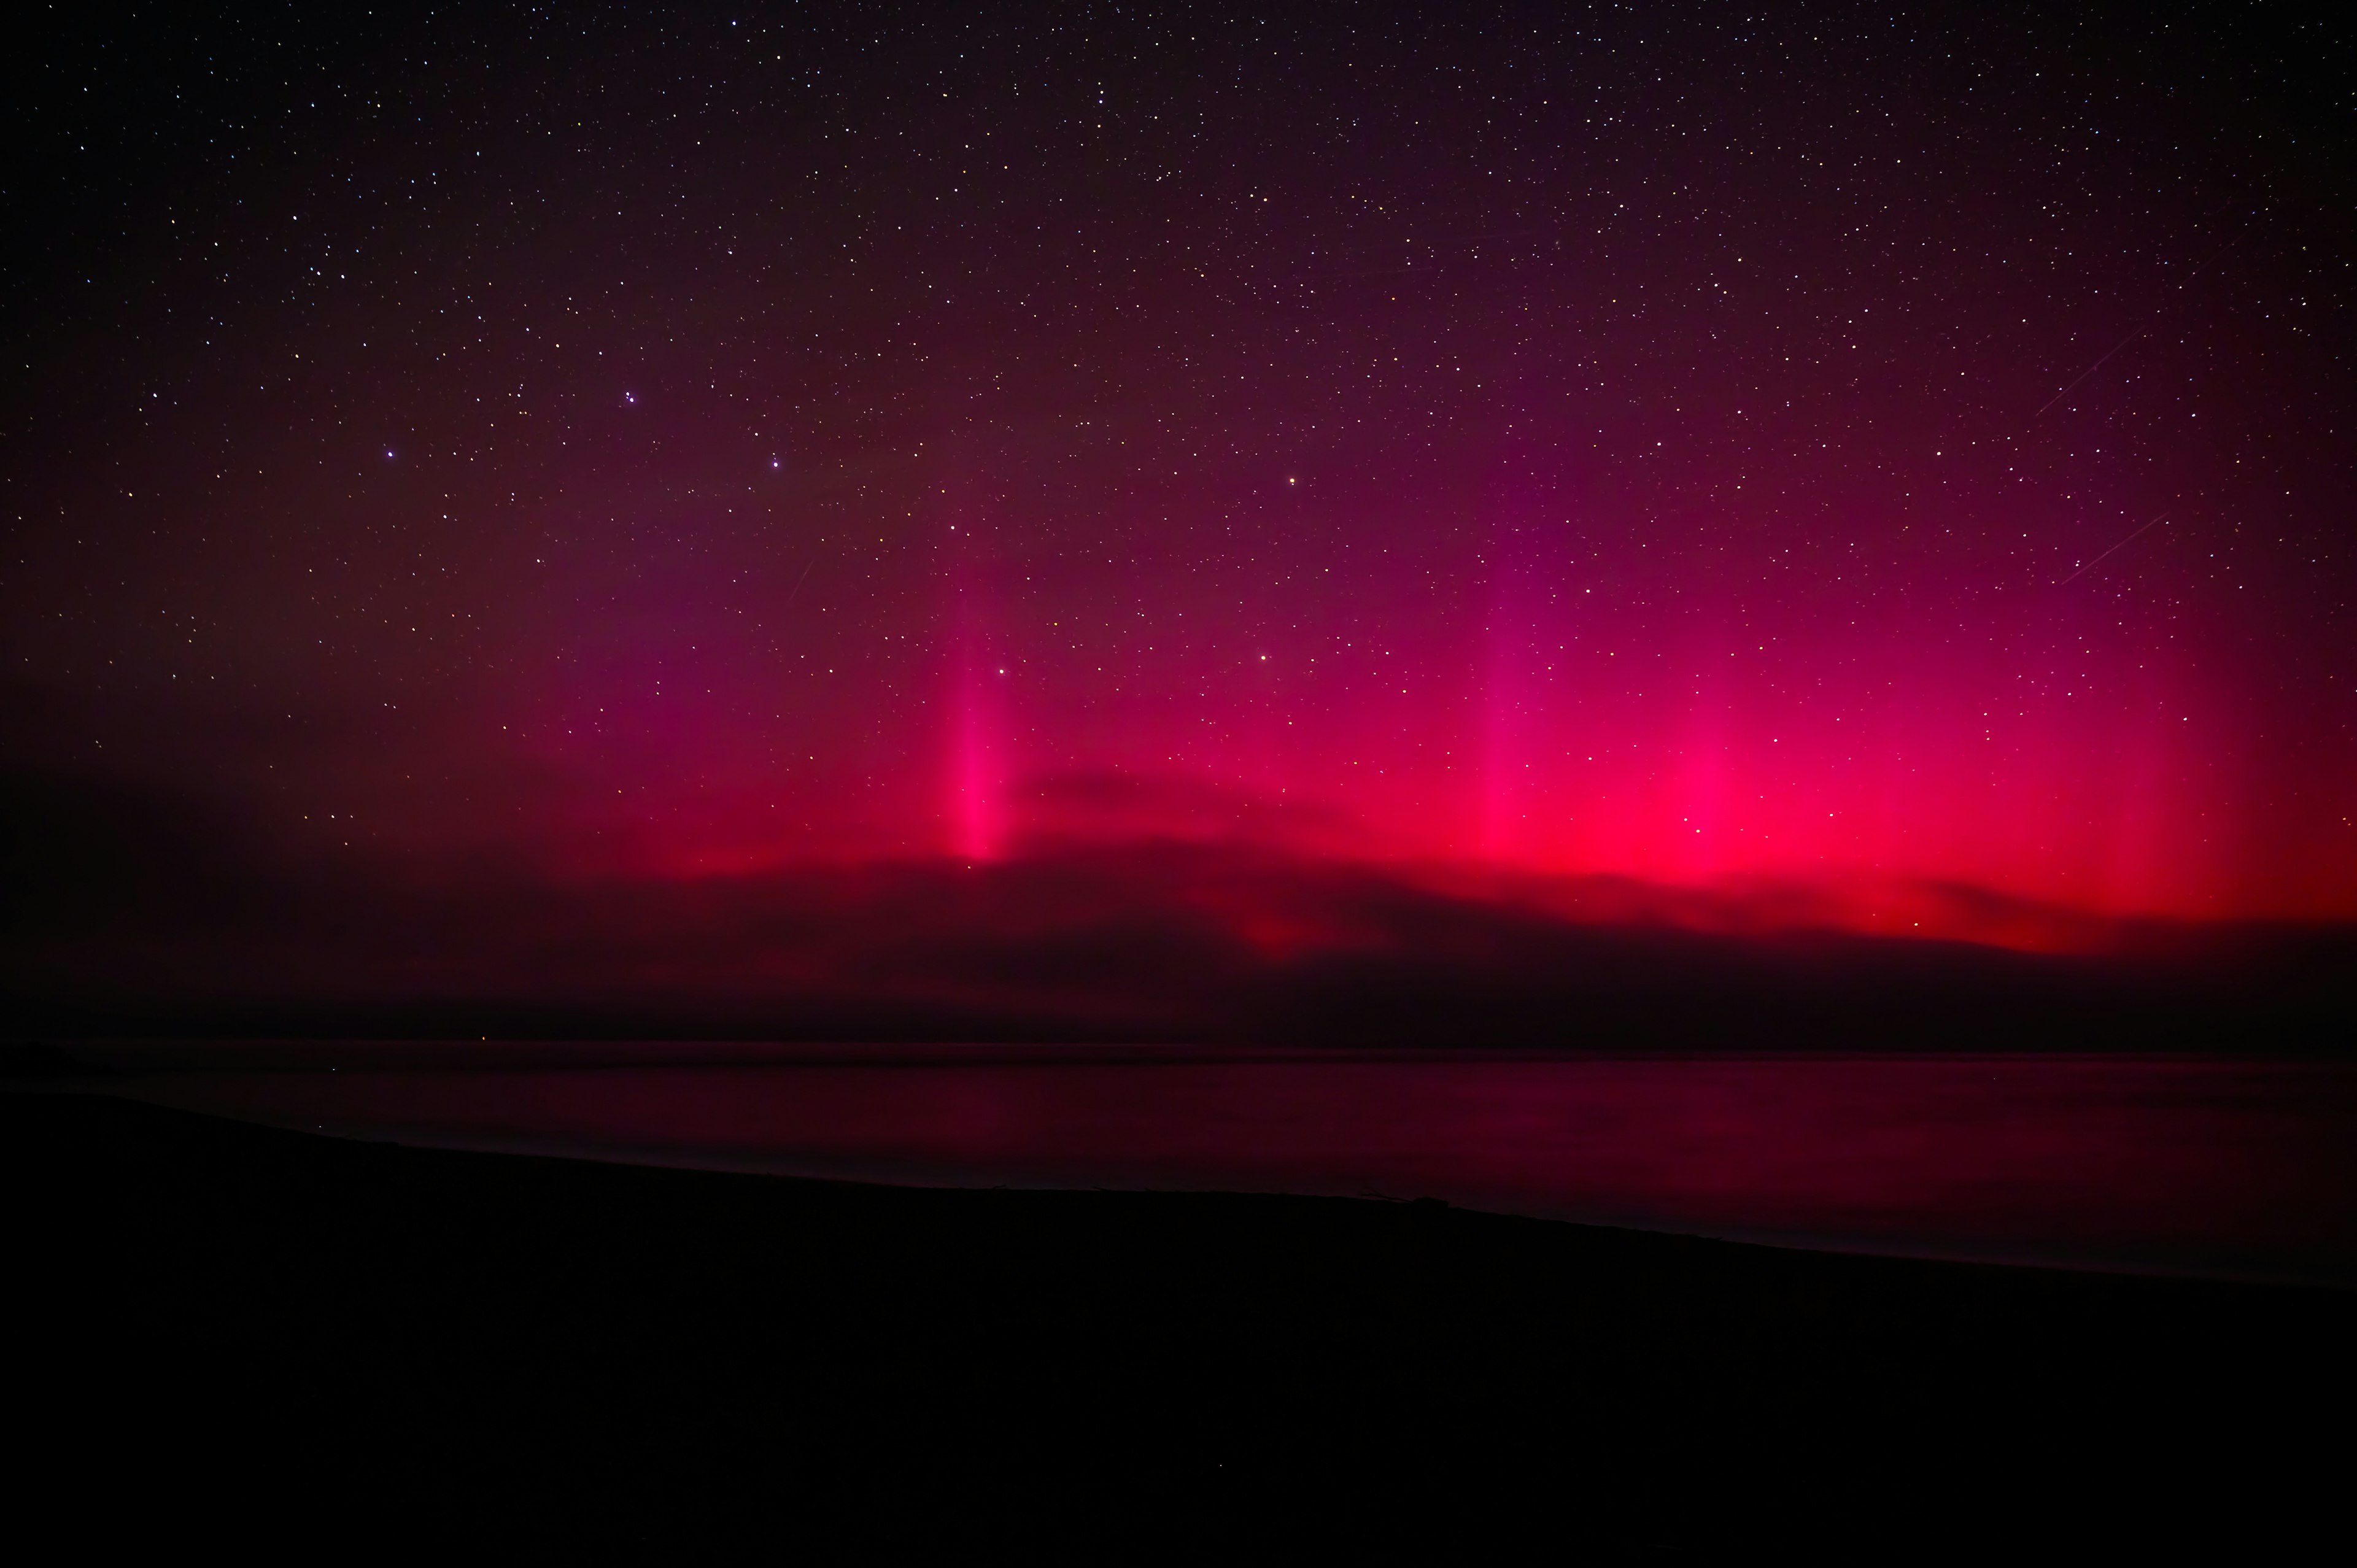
[{"xmin": 6, "ymin": 1092, "xmax": 2352, "ymax": 1559}]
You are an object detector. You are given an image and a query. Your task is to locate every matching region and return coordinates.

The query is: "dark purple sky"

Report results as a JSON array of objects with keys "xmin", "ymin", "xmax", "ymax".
[{"xmin": 7, "ymin": 2, "xmax": 2354, "ymax": 944}]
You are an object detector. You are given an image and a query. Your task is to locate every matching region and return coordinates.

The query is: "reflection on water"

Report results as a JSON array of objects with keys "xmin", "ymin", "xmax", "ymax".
[{"xmin": 80, "ymin": 1046, "xmax": 2357, "ymax": 1285}]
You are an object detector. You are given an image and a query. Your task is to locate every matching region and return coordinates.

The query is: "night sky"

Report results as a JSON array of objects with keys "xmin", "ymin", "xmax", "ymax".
[{"xmin": 7, "ymin": 2, "xmax": 2356, "ymax": 1028}]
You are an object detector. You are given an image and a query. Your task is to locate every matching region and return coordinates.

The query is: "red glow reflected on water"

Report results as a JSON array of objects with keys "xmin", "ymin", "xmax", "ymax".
[{"xmin": 113, "ymin": 1051, "xmax": 2357, "ymax": 1284}]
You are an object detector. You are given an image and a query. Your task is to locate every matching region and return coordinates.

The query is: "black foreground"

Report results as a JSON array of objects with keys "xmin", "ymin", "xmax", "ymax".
[{"xmin": 6, "ymin": 1091, "xmax": 2350, "ymax": 1559}]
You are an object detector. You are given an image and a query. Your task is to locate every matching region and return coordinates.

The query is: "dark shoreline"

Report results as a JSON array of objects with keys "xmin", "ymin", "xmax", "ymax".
[
  {"xmin": 8, "ymin": 1091, "xmax": 2351, "ymax": 1556},
  {"xmin": 21, "ymin": 1046, "xmax": 2357, "ymax": 1286}
]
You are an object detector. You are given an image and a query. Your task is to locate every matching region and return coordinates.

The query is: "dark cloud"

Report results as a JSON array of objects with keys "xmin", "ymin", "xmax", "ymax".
[{"xmin": 6, "ymin": 756, "xmax": 2348, "ymax": 1051}]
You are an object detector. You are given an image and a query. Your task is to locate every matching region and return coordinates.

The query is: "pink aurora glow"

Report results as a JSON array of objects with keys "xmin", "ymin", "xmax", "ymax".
[{"xmin": 7, "ymin": 7, "xmax": 2353, "ymax": 953}]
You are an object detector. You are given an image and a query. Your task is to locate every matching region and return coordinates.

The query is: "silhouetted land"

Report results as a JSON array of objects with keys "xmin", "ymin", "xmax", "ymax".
[{"xmin": 7, "ymin": 1091, "xmax": 2350, "ymax": 1556}]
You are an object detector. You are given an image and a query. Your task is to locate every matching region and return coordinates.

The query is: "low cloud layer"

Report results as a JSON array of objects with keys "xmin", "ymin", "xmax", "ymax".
[{"xmin": 7, "ymin": 763, "xmax": 2348, "ymax": 1051}]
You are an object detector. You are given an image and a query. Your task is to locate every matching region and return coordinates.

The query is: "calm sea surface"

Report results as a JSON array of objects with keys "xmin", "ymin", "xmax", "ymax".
[{"xmin": 74, "ymin": 1045, "xmax": 2357, "ymax": 1284}]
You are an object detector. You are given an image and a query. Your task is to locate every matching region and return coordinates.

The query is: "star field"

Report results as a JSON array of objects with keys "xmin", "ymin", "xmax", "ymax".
[{"xmin": 6, "ymin": 1, "xmax": 2354, "ymax": 929}]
